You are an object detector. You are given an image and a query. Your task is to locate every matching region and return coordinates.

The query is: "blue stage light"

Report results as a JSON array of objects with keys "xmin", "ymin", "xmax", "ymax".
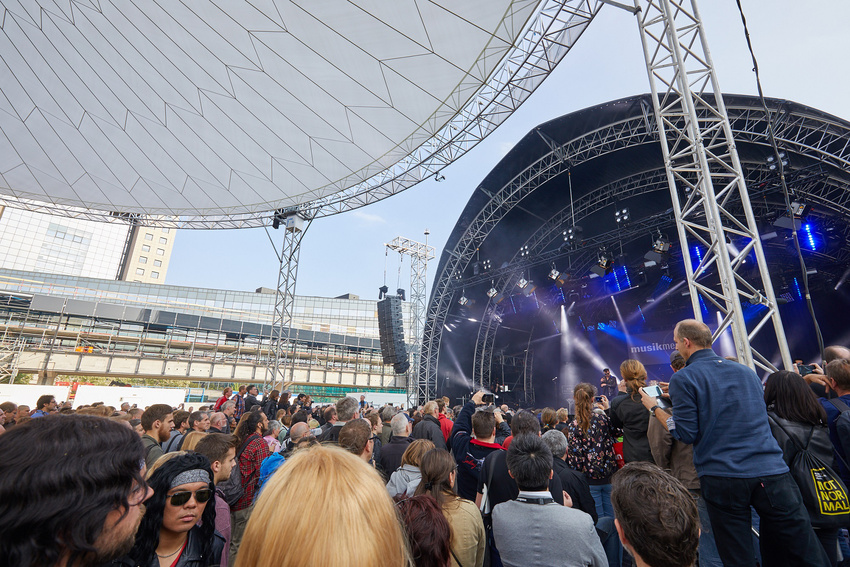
[{"xmin": 802, "ymin": 224, "xmax": 818, "ymax": 251}]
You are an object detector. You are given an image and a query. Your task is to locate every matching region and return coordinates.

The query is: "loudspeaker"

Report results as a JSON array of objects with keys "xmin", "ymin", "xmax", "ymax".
[{"xmin": 377, "ymin": 295, "xmax": 408, "ymax": 372}]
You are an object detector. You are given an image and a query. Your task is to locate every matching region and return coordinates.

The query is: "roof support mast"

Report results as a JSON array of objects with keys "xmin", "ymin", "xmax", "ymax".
[
  {"xmin": 631, "ymin": 0, "xmax": 791, "ymax": 370},
  {"xmin": 387, "ymin": 234, "xmax": 435, "ymax": 407}
]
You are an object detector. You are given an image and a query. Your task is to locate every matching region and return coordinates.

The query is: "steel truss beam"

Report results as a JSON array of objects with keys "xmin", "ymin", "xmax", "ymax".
[
  {"xmin": 386, "ymin": 237, "xmax": 435, "ymax": 406},
  {"xmin": 0, "ymin": 0, "xmax": 602, "ymax": 230},
  {"xmin": 634, "ymin": 0, "xmax": 790, "ymax": 371},
  {"xmin": 265, "ymin": 214, "xmax": 312, "ymax": 393}
]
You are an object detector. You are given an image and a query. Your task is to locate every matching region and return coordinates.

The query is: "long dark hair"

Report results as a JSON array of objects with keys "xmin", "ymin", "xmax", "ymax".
[
  {"xmin": 396, "ymin": 494, "xmax": 452, "ymax": 567},
  {"xmin": 764, "ymin": 370, "xmax": 827, "ymax": 426},
  {"xmin": 574, "ymin": 383, "xmax": 595, "ymax": 434},
  {"xmin": 234, "ymin": 410, "xmax": 266, "ymax": 446},
  {"xmin": 414, "ymin": 449, "xmax": 456, "ymax": 508},
  {"xmin": 128, "ymin": 453, "xmax": 216, "ymax": 563},
  {"xmin": 0, "ymin": 415, "xmax": 145, "ymax": 567}
]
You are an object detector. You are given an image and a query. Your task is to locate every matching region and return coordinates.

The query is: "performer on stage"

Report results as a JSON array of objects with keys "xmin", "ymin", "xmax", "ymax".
[{"xmin": 600, "ymin": 368, "xmax": 618, "ymax": 400}]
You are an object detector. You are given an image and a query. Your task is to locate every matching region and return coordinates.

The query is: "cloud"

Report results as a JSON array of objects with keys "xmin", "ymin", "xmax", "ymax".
[{"xmin": 351, "ymin": 210, "xmax": 386, "ymax": 224}]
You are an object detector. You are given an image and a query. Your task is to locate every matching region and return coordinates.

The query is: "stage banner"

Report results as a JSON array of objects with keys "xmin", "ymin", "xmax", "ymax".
[{"xmin": 627, "ymin": 330, "xmax": 677, "ymax": 366}]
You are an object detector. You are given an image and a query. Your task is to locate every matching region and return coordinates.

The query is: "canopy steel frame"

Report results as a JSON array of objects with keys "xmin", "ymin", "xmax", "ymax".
[
  {"xmin": 0, "ymin": 0, "xmax": 602, "ymax": 230},
  {"xmin": 386, "ymin": 236, "xmax": 435, "ymax": 406},
  {"xmin": 634, "ymin": 0, "xmax": 790, "ymax": 371},
  {"xmin": 265, "ymin": 213, "xmax": 312, "ymax": 393}
]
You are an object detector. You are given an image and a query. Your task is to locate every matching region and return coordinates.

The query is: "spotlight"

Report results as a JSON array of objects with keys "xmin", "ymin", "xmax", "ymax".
[
  {"xmin": 458, "ymin": 293, "xmax": 469, "ymax": 306},
  {"xmin": 615, "ymin": 208, "xmax": 630, "ymax": 224},
  {"xmin": 487, "ymin": 287, "xmax": 498, "ymax": 298},
  {"xmin": 519, "ymin": 245, "xmax": 529, "ymax": 257},
  {"xmin": 517, "ymin": 277, "xmax": 529, "ymax": 289},
  {"xmin": 766, "ymin": 151, "xmax": 788, "ymax": 171},
  {"xmin": 482, "ymin": 259, "xmax": 491, "ymax": 270},
  {"xmin": 644, "ymin": 232, "xmax": 671, "ymax": 263},
  {"xmin": 563, "ymin": 225, "xmax": 583, "ymax": 242},
  {"xmin": 590, "ymin": 249, "xmax": 613, "ymax": 277},
  {"xmin": 549, "ymin": 266, "xmax": 561, "ymax": 281},
  {"xmin": 774, "ymin": 201, "xmax": 811, "ymax": 230}
]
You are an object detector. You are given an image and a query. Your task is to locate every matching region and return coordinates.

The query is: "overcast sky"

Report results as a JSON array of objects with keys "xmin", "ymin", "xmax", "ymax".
[{"xmin": 165, "ymin": 0, "xmax": 850, "ymax": 301}]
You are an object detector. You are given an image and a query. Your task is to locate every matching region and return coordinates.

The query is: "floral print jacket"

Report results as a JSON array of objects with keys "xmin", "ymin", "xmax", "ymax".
[{"xmin": 566, "ymin": 412, "xmax": 619, "ymax": 481}]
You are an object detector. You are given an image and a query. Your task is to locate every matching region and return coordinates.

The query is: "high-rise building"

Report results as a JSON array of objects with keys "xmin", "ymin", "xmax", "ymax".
[{"xmin": 0, "ymin": 206, "xmax": 174, "ymax": 283}]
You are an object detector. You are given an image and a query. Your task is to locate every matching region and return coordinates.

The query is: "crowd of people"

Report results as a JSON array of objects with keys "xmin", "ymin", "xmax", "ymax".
[{"xmin": 1, "ymin": 318, "xmax": 849, "ymax": 567}]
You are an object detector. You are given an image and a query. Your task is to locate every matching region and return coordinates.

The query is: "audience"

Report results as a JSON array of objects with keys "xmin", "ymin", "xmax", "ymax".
[
  {"xmin": 611, "ymin": 462, "xmax": 699, "ymax": 567},
  {"xmin": 387, "ymin": 438, "xmax": 435, "ymax": 498},
  {"xmin": 413, "ymin": 400, "xmax": 448, "ymax": 450},
  {"xmin": 235, "ymin": 444, "xmax": 411, "ymax": 567},
  {"xmin": 381, "ymin": 411, "xmax": 415, "ymax": 476},
  {"xmin": 194, "ymin": 433, "xmax": 238, "ymax": 565},
  {"xmin": 415, "ymin": 448, "xmax": 486, "ymax": 567},
  {"xmin": 396, "ymin": 494, "xmax": 453, "ymax": 567},
  {"xmin": 451, "ymin": 390, "xmax": 506, "ymax": 500},
  {"xmin": 0, "ymin": 415, "xmax": 152, "ymax": 566},
  {"xmin": 230, "ymin": 410, "xmax": 271, "ymax": 565},
  {"xmin": 164, "ymin": 409, "xmax": 190, "ymax": 452},
  {"xmin": 610, "ymin": 359, "xmax": 653, "ymax": 464},
  {"xmin": 567, "ymin": 382, "xmax": 619, "ymax": 520},
  {"xmin": 180, "ymin": 430, "xmax": 207, "ymax": 452},
  {"xmin": 317, "ymin": 396, "xmax": 359, "ymax": 443},
  {"xmin": 492, "ymin": 434, "xmax": 606, "ymax": 567},
  {"xmin": 110, "ymin": 452, "xmax": 224, "ymax": 567},
  {"xmin": 339, "ymin": 418, "xmax": 374, "ymax": 463}
]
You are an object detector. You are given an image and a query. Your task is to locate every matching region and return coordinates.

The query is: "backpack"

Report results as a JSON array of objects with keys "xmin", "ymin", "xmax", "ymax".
[
  {"xmin": 219, "ymin": 435, "xmax": 253, "ymax": 507},
  {"xmin": 769, "ymin": 415, "xmax": 850, "ymax": 528}
]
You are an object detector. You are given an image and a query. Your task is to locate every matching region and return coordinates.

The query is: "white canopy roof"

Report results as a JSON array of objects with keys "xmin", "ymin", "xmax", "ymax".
[{"xmin": 0, "ymin": 0, "xmax": 598, "ymax": 226}]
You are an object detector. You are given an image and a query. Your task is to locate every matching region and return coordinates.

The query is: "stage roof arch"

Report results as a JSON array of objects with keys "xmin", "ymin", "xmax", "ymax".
[
  {"xmin": 0, "ymin": 0, "xmax": 601, "ymax": 228},
  {"xmin": 421, "ymin": 93, "xmax": 850, "ymax": 395}
]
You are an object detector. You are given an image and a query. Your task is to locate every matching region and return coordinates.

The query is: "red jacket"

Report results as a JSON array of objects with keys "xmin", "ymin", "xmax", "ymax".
[{"xmin": 438, "ymin": 413, "xmax": 454, "ymax": 442}]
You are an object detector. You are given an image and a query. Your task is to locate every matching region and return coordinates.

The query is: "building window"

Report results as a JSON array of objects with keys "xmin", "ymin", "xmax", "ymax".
[
  {"xmin": 135, "ymin": 268, "xmax": 145, "ymax": 275},
  {"xmin": 156, "ymin": 248, "xmax": 165, "ymax": 256},
  {"xmin": 151, "ymin": 271, "xmax": 159, "ymax": 279},
  {"xmin": 153, "ymin": 260, "xmax": 162, "ymax": 267},
  {"xmin": 159, "ymin": 237, "xmax": 167, "ymax": 244},
  {"xmin": 161, "ymin": 228, "xmax": 170, "ymax": 233},
  {"xmin": 141, "ymin": 244, "xmax": 150, "ymax": 252},
  {"xmin": 144, "ymin": 233, "xmax": 153, "ymax": 241},
  {"xmin": 139, "ymin": 256, "xmax": 147, "ymax": 264}
]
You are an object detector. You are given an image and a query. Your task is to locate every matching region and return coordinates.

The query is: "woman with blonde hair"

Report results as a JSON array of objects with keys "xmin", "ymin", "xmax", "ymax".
[
  {"xmin": 387, "ymin": 439, "xmax": 435, "ymax": 498},
  {"xmin": 235, "ymin": 444, "xmax": 411, "ymax": 567},
  {"xmin": 609, "ymin": 359, "xmax": 653, "ymax": 464},
  {"xmin": 180, "ymin": 431, "xmax": 206, "ymax": 452},
  {"xmin": 415, "ymin": 448, "xmax": 486, "ymax": 567},
  {"xmin": 566, "ymin": 382, "xmax": 618, "ymax": 520}
]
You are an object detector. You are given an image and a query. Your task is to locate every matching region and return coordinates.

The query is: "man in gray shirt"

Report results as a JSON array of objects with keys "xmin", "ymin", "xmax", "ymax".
[{"xmin": 493, "ymin": 434, "xmax": 606, "ymax": 567}]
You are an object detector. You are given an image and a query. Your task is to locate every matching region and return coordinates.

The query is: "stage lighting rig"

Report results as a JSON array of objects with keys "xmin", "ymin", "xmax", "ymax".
[
  {"xmin": 519, "ymin": 245, "xmax": 530, "ymax": 257},
  {"xmin": 590, "ymin": 249, "xmax": 614, "ymax": 277},
  {"xmin": 615, "ymin": 208, "xmax": 630, "ymax": 224},
  {"xmin": 766, "ymin": 151, "xmax": 788, "ymax": 171},
  {"xmin": 458, "ymin": 291, "xmax": 469, "ymax": 306},
  {"xmin": 516, "ymin": 276, "xmax": 529, "ymax": 289},
  {"xmin": 487, "ymin": 281, "xmax": 498, "ymax": 298},
  {"xmin": 774, "ymin": 201, "xmax": 811, "ymax": 230},
  {"xmin": 548, "ymin": 265, "xmax": 561, "ymax": 281},
  {"xmin": 644, "ymin": 231, "xmax": 671, "ymax": 263}
]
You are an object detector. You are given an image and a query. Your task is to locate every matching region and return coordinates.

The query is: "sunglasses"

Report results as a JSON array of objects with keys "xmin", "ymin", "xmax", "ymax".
[{"xmin": 166, "ymin": 488, "xmax": 213, "ymax": 507}]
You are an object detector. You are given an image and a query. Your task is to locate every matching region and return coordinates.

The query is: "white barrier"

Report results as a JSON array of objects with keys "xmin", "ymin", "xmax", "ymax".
[
  {"xmin": 0, "ymin": 384, "xmax": 72, "ymax": 407},
  {"xmin": 72, "ymin": 385, "xmax": 186, "ymax": 409}
]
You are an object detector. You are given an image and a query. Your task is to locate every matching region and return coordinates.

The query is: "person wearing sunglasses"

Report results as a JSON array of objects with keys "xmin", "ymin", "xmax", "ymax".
[{"xmin": 111, "ymin": 452, "xmax": 225, "ymax": 567}]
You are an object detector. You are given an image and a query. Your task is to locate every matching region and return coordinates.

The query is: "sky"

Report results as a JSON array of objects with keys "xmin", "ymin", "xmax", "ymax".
[{"xmin": 165, "ymin": 0, "xmax": 850, "ymax": 302}]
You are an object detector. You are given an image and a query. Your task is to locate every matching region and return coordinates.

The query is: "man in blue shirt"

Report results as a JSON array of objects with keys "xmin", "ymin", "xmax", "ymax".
[
  {"xmin": 641, "ymin": 319, "xmax": 828, "ymax": 567},
  {"xmin": 31, "ymin": 395, "xmax": 56, "ymax": 418}
]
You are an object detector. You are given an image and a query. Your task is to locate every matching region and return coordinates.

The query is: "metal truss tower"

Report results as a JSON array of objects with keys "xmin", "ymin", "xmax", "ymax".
[
  {"xmin": 634, "ymin": 0, "xmax": 791, "ymax": 371},
  {"xmin": 265, "ymin": 213, "xmax": 312, "ymax": 393},
  {"xmin": 386, "ymin": 234, "xmax": 435, "ymax": 407}
]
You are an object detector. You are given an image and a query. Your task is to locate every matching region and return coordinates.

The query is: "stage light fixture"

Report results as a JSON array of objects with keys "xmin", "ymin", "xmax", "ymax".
[
  {"xmin": 590, "ymin": 249, "xmax": 613, "ymax": 277},
  {"xmin": 644, "ymin": 231, "xmax": 671, "ymax": 263},
  {"xmin": 563, "ymin": 225, "xmax": 583, "ymax": 242},
  {"xmin": 519, "ymin": 245, "xmax": 529, "ymax": 257},
  {"xmin": 774, "ymin": 201, "xmax": 811, "ymax": 230},
  {"xmin": 487, "ymin": 286, "xmax": 498, "ymax": 298},
  {"xmin": 458, "ymin": 291, "xmax": 469, "ymax": 306},
  {"xmin": 615, "ymin": 208, "xmax": 630, "ymax": 224},
  {"xmin": 766, "ymin": 151, "xmax": 788, "ymax": 171},
  {"xmin": 549, "ymin": 265, "xmax": 560, "ymax": 280},
  {"xmin": 482, "ymin": 259, "xmax": 491, "ymax": 270},
  {"xmin": 517, "ymin": 277, "xmax": 529, "ymax": 289}
]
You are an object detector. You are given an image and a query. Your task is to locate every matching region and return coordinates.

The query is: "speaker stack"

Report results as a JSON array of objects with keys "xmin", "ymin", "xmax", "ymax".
[{"xmin": 377, "ymin": 295, "xmax": 409, "ymax": 374}]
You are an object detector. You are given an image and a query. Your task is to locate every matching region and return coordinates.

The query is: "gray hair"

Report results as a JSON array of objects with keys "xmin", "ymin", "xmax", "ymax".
[
  {"xmin": 336, "ymin": 396, "xmax": 359, "ymax": 422},
  {"xmin": 380, "ymin": 405, "xmax": 398, "ymax": 422},
  {"xmin": 391, "ymin": 412, "xmax": 409, "ymax": 436},
  {"xmin": 222, "ymin": 401, "xmax": 235, "ymax": 411},
  {"xmin": 267, "ymin": 420, "xmax": 282, "ymax": 434},
  {"xmin": 541, "ymin": 429, "xmax": 568, "ymax": 460}
]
